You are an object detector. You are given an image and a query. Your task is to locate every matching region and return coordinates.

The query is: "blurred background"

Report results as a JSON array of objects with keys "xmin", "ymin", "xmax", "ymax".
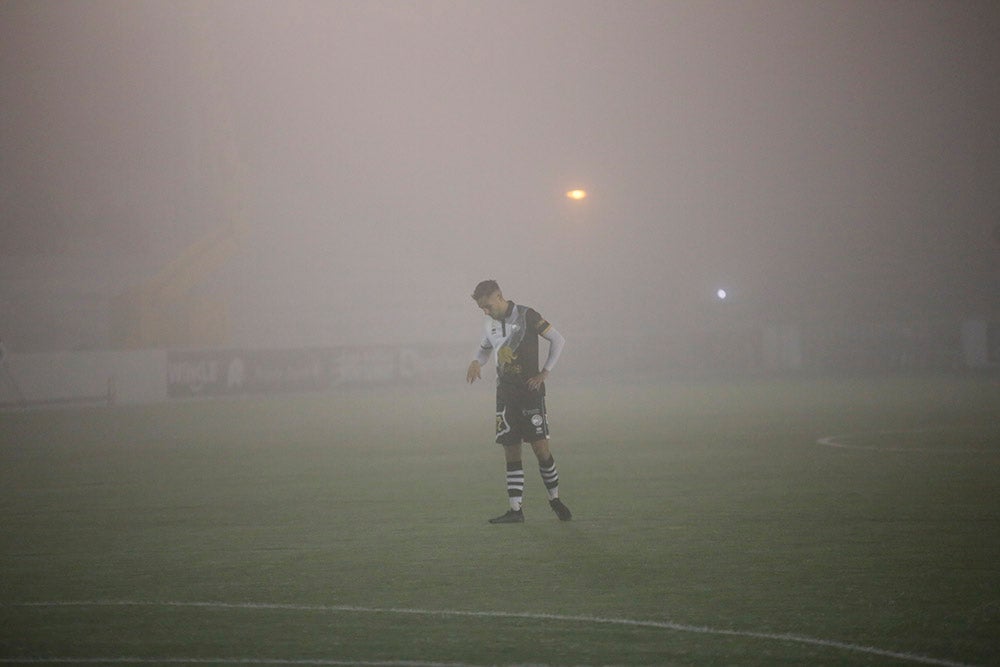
[{"xmin": 2, "ymin": 0, "xmax": 999, "ymax": 395}]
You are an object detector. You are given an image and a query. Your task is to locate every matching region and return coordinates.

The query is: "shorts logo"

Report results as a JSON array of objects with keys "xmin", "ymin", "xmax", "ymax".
[
  {"xmin": 496, "ymin": 408, "xmax": 511, "ymax": 437},
  {"xmin": 531, "ymin": 414, "xmax": 544, "ymax": 427}
]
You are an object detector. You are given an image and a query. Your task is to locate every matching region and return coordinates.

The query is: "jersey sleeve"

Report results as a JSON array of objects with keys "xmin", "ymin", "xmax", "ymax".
[
  {"xmin": 526, "ymin": 308, "xmax": 552, "ymax": 335},
  {"xmin": 473, "ymin": 327, "xmax": 493, "ymax": 366},
  {"xmin": 540, "ymin": 326, "xmax": 564, "ymax": 372}
]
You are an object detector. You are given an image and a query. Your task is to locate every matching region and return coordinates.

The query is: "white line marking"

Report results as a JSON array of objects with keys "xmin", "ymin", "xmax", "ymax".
[
  {"xmin": 0, "ymin": 660, "xmax": 469, "ymax": 666},
  {"xmin": 1, "ymin": 600, "xmax": 977, "ymax": 667},
  {"xmin": 816, "ymin": 428, "xmax": 994, "ymax": 453}
]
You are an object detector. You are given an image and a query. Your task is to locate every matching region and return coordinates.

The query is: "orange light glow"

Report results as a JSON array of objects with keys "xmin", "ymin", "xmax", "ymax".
[{"xmin": 566, "ymin": 189, "xmax": 587, "ymax": 200}]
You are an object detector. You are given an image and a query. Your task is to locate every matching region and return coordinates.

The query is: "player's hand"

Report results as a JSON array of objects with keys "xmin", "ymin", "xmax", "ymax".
[
  {"xmin": 466, "ymin": 361, "xmax": 482, "ymax": 384},
  {"xmin": 526, "ymin": 370, "xmax": 548, "ymax": 391}
]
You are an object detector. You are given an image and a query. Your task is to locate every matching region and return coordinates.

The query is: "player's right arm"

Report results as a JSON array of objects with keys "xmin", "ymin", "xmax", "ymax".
[
  {"xmin": 466, "ymin": 360, "xmax": 482, "ymax": 383},
  {"xmin": 467, "ymin": 335, "xmax": 492, "ymax": 384}
]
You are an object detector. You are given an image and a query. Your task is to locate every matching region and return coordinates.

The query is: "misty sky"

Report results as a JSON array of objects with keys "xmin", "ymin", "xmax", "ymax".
[{"xmin": 2, "ymin": 0, "xmax": 999, "ymax": 348}]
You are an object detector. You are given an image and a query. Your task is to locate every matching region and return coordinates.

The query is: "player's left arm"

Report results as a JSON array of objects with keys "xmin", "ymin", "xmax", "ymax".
[{"xmin": 527, "ymin": 323, "xmax": 565, "ymax": 391}]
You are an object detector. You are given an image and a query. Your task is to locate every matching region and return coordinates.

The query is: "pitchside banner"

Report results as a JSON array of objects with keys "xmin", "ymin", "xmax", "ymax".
[
  {"xmin": 166, "ymin": 347, "xmax": 400, "ymax": 398},
  {"xmin": 166, "ymin": 344, "xmax": 469, "ymax": 399}
]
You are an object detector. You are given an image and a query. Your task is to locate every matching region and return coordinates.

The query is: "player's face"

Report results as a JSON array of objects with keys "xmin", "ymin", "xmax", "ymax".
[{"xmin": 476, "ymin": 291, "xmax": 506, "ymax": 319}]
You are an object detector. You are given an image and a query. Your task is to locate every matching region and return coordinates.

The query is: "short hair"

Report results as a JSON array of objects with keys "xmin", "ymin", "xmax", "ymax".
[{"xmin": 471, "ymin": 279, "xmax": 501, "ymax": 301}]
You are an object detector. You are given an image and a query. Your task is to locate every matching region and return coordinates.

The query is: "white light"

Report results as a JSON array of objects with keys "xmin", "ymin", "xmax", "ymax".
[{"xmin": 716, "ymin": 289, "xmax": 727, "ymax": 300}]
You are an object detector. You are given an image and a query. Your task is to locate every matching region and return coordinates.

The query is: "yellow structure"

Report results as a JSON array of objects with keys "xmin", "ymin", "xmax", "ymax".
[
  {"xmin": 111, "ymin": 8, "xmax": 246, "ymax": 349},
  {"xmin": 110, "ymin": 223, "xmax": 242, "ymax": 349}
]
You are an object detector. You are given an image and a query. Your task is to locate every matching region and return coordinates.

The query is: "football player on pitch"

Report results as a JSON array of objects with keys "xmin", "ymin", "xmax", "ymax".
[{"xmin": 467, "ymin": 280, "xmax": 572, "ymax": 523}]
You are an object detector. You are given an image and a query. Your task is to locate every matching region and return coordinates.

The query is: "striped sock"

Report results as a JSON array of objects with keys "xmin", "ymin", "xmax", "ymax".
[
  {"xmin": 506, "ymin": 461, "xmax": 524, "ymax": 511},
  {"xmin": 539, "ymin": 455, "xmax": 559, "ymax": 500}
]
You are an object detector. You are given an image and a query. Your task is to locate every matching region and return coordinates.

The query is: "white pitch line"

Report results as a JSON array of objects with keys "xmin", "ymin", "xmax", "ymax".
[
  {"xmin": 2, "ymin": 600, "xmax": 977, "ymax": 667},
  {"xmin": 816, "ymin": 429, "xmax": 993, "ymax": 453},
  {"xmin": 0, "ymin": 660, "xmax": 472, "ymax": 666}
]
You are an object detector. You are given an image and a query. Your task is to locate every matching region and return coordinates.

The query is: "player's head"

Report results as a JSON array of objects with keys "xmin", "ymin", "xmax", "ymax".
[
  {"xmin": 472, "ymin": 279, "xmax": 506, "ymax": 318},
  {"xmin": 472, "ymin": 279, "xmax": 501, "ymax": 301}
]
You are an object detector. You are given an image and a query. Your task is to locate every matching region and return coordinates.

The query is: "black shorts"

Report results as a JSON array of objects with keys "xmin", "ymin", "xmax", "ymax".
[{"xmin": 495, "ymin": 382, "xmax": 549, "ymax": 446}]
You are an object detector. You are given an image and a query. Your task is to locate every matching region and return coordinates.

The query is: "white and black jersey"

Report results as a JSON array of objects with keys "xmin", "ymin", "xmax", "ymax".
[{"xmin": 476, "ymin": 302, "xmax": 552, "ymax": 391}]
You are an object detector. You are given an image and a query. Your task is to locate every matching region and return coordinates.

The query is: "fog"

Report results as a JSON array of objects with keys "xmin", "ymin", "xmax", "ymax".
[{"xmin": 2, "ymin": 0, "xmax": 999, "ymax": 355}]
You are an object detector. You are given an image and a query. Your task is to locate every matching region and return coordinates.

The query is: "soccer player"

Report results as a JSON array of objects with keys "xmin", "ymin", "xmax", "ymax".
[{"xmin": 466, "ymin": 280, "xmax": 572, "ymax": 523}]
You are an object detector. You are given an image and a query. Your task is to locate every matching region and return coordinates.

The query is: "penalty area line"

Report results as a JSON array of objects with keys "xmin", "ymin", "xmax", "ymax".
[{"xmin": 3, "ymin": 600, "xmax": 976, "ymax": 667}]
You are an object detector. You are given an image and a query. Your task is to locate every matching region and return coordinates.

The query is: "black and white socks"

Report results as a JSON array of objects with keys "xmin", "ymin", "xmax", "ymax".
[
  {"xmin": 506, "ymin": 461, "xmax": 524, "ymax": 511},
  {"xmin": 539, "ymin": 455, "xmax": 560, "ymax": 500},
  {"xmin": 505, "ymin": 455, "xmax": 561, "ymax": 510}
]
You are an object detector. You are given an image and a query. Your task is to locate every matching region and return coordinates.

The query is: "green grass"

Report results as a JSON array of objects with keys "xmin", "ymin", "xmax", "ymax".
[{"xmin": 2, "ymin": 375, "xmax": 999, "ymax": 666}]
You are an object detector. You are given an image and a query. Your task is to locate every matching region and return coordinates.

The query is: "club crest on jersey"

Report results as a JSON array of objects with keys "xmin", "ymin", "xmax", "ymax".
[{"xmin": 491, "ymin": 324, "xmax": 519, "ymax": 336}]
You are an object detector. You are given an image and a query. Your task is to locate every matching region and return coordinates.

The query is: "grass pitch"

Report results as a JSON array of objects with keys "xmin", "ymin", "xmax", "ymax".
[{"xmin": 1, "ymin": 374, "xmax": 999, "ymax": 666}]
